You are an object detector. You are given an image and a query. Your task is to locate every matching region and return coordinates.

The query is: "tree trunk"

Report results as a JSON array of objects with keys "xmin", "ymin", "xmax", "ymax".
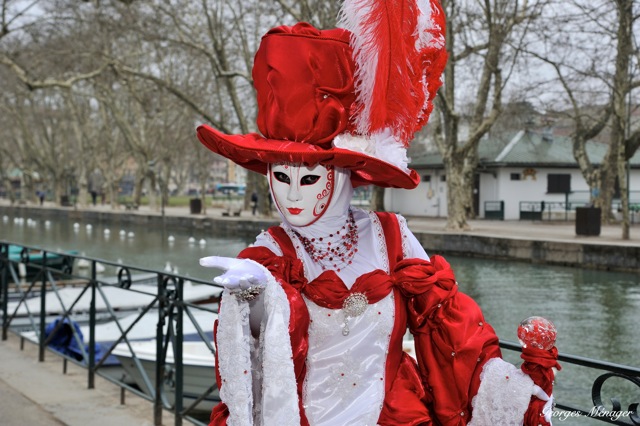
[
  {"xmin": 133, "ymin": 174, "xmax": 144, "ymax": 206},
  {"xmin": 256, "ymin": 173, "xmax": 270, "ymax": 216},
  {"xmin": 23, "ymin": 174, "xmax": 36, "ymax": 204},
  {"xmin": 109, "ymin": 182, "xmax": 119, "ymax": 210},
  {"xmin": 77, "ymin": 172, "xmax": 89, "ymax": 208},
  {"xmin": 147, "ymin": 171, "xmax": 157, "ymax": 211},
  {"xmin": 444, "ymin": 156, "xmax": 474, "ymax": 230},
  {"xmin": 370, "ymin": 186, "xmax": 385, "ymax": 212},
  {"xmin": 618, "ymin": 155, "xmax": 629, "ymax": 239},
  {"xmin": 53, "ymin": 178, "xmax": 64, "ymax": 206},
  {"xmin": 3, "ymin": 177, "xmax": 17, "ymax": 204},
  {"xmin": 162, "ymin": 162, "xmax": 172, "ymax": 215},
  {"xmin": 199, "ymin": 179, "xmax": 207, "ymax": 215},
  {"xmin": 593, "ymin": 148, "xmax": 619, "ymax": 223}
]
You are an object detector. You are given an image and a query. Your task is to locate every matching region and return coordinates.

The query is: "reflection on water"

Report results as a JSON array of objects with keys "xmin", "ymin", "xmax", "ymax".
[
  {"xmin": 453, "ymin": 259, "xmax": 639, "ymax": 365},
  {"xmin": 1, "ymin": 216, "xmax": 254, "ymax": 280},
  {"xmin": 2, "ymin": 215, "xmax": 639, "ymax": 425}
]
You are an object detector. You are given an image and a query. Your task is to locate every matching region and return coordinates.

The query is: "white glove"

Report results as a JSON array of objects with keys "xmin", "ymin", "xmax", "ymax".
[{"xmin": 199, "ymin": 256, "xmax": 267, "ymax": 293}]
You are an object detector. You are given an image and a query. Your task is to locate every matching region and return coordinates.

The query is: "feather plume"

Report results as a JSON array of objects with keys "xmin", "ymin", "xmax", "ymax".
[{"xmin": 339, "ymin": 0, "xmax": 447, "ymax": 147}]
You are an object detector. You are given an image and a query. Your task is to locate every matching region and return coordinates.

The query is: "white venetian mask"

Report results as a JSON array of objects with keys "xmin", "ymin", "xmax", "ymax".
[{"xmin": 268, "ymin": 163, "xmax": 335, "ymax": 227}]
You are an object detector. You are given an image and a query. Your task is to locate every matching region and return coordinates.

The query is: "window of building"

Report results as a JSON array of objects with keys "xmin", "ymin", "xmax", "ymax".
[
  {"xmin": 440, "ymin": 175, "xmax": 446, "ymax": 182},
  {"xmin": 423, "ymin": 175, "xmax": 431, "ymax": 182},
  {"xmin": 547, "ymin": 174, "xmax": 571, "ymax": 193},
  {"xmin": 510, "ymin": 173, "xmax": 521, "ymax": 181}
]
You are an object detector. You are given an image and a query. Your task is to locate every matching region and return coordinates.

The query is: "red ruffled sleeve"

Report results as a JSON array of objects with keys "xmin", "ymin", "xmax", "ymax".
[{"xmin": 393, "ymin": 255, "xmax": 502, "ymax": 426}]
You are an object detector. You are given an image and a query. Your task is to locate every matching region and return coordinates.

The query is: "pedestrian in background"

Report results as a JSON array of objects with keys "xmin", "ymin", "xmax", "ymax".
[{"xmin": 251, "ymin": 191, "xmax": 258, "ymax": 216}]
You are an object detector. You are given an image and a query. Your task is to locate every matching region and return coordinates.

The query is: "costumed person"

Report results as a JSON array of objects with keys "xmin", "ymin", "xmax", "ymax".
[{"xmin": 197, "ymin": 0, "xmax": 561, "ymax": 424}]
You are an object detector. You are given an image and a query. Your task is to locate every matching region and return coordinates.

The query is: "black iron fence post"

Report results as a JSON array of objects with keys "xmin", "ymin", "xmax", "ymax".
[
  {"xmin": 1, "ymin": 244, "xmax": 8, "ymax": 341},
  {"xmin": 38, "ymin": 252, "xmax": 47, "ymax": 362},
  {"xmin": 175, "ymin": 278, "xmax": 184, "ymax": 426},
  {"xmin": 155, "ymin": 273, "xmax": 166, "ymax": 426},
  {"xmin": 88, "ymin": 260, "xmax": 97, "ymax": 389}
]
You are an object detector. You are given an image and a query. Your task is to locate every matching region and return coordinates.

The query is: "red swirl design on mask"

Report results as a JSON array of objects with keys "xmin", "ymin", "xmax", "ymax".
[{"xmin": 313, "ymin": 167, "xmax": 334, "ymax": 217}]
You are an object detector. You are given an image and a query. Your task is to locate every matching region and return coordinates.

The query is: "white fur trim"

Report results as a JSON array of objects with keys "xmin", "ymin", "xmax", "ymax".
[
  {"xmin": 217, "ymin": 290, "xmax": 253, "ymax": 425},
  {"xmin": 468, "ymin": 358, "xmax": 535, "ymax": 426},
  {"xmin": 217, "ymin": 260, "xmax": 300, "ymax": 425}
]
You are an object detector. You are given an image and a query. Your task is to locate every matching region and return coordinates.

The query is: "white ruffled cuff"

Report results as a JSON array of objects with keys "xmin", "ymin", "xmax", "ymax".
[
  {"xmin": 216, "ymin": 262, "xmax": 300, "ymax": 425},
  {"xmin": 468, "ymin": 358, "xmax": 536, "ymax": 426}
]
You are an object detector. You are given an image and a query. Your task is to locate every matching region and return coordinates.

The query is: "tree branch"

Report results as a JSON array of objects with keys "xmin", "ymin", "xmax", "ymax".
[
  {"xmin": 113, "ymin": 62, "xmax": 227, "ymax": 130},
  {"xmin": 0, "ymin": 54, "xmax": 112, "ymax": 90}
]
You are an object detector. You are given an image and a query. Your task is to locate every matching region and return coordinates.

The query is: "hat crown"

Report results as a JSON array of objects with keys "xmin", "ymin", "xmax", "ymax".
[{"xmin": 253, "ymin": 23, "xmax": 357, "ymax": 147}]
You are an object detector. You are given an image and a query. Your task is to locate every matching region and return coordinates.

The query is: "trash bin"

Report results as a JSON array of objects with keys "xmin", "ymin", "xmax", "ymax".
[
  {"xmin": 575, "ymin": 207, "xmax": 601, "ymax": 236},
  {"xmin": 189, "ymin": 198, "xmax": 202, "ymax": 214}
]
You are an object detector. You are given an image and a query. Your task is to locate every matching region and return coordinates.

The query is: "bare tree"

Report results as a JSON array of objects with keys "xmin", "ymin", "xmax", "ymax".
[
  {"xmin": 527, "ymin": 0, "xmax": 639, "ymax": 238},
  {"xmin": 432, "ymin": 0, "xmax": 544, "ymax": 230},
  {"xmin": 0, "ymin": 0, "xmax": 112, "ymax": 91}
]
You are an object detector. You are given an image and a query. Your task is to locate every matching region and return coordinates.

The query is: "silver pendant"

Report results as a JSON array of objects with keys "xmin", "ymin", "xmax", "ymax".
[
  {"xmin": 341, "ymin": 292, "xmax": 368, "ymax": 336},
  {"xmin": 342, "ymin": 320, "xmax": 350, "ymax": 336}
]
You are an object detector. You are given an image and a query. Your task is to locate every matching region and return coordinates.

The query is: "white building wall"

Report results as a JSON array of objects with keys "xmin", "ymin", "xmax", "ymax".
[
  {"xmin": 388, "ymin": 166, "xmax": 640, "ymax": 220},
  {"xmin": 385, "ymin": 170, "xmax": 448, "ymax": 216},
  {"xmin": 630, "ymin": 172, "xmax": 640, "ymax": 203},
  {"xmin": 478, "ymin": 172, "xmax": 499, "ymax": 217},
  {"xmin": 498, "ymin": 167, "xmax": 588, "ymax": 219}
]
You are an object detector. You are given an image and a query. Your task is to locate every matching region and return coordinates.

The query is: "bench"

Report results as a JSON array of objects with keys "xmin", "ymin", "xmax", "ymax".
[{"xmin": 222, "ymin": 207, "xmax": 242, "ymax": 217}]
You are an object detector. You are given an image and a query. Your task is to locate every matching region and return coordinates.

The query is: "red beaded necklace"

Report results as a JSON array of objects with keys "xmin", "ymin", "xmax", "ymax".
[{"xmin": 291, "ymin": 209, "xmax": 359, "ymax": 272}]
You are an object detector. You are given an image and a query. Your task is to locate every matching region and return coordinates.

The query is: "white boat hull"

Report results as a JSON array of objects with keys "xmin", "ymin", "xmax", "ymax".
[{"xmin": 112, "ymin": 340, "xmax": 219, "ymax": 414}]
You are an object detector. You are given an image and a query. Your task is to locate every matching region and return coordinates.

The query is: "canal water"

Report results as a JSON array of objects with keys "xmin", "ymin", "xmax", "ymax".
[{"xmin": 2, "ymin": 214, "xmax": 639, "ymax": 425}]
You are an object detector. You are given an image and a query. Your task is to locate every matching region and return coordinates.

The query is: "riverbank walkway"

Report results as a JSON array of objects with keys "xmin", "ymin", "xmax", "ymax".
[
  {"xmin": 1, "ymin": 199, "xmax": 638, "ymax": 425},
  {"xmin": 2, "ymin": 198, "xmax": 639, "ymax": 246}
]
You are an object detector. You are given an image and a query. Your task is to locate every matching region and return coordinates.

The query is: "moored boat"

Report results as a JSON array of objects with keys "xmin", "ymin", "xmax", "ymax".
[
  {"xmin": 111, "ymin": 339, "xmax": 219, "ymax": 413},
  {"xmin": 7, "ymin": 244, "xmax": 77, "ymax": 278}
]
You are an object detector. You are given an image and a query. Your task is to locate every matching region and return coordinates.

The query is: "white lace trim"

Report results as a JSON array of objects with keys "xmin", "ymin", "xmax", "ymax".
[
  {"xmin": 259, "ymin": 275, "xmax": 300, "ymax": 425},
  {"xmin": 217, "ymin": 290, "xmax": 253, "ymax": 425},
  {"xmin": 368, "ymin": 211, "xmax": 389, "ymax": 273},
  {"xmin": 396, "ymin": 214, "xmax": 411, "ymax": 259},
  {"xmin": 468, "ymin": 358, "xmax": 535, "ymax": 426},
  {"xmin": 261, "ymin": 230, "xmax": 283, "ymax": 256},
  {"xmin": 283, "ymin": 226, "xmax": 312, "ymax": 281},
  {"xmin": 217, "ymin": 260, "xmax": 299, "ymax": 425}
]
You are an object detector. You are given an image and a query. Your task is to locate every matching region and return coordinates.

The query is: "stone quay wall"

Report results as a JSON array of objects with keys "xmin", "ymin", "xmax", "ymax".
[
  {"xmin": 413, "ymin": 232, "xmax": 639, "ymax": 273},
  {"xmin": 1, "ymin": 205, "xmax": 638, "ymax": 273}
]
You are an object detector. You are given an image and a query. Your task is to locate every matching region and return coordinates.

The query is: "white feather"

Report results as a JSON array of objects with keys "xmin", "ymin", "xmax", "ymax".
[
  {"xmin": 333, "ymin": 129, "xmax": 409, "ymax": 172},
  {"xmin": 338, "ymin": 0, "xmax": 378, "ymax": 135},
  {"xmin": 416, "ymin": 0, "xmax": 446, "ymax": 50}
]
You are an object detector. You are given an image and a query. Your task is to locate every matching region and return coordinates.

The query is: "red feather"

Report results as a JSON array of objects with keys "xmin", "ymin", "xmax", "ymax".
[{"xmin": 340, "ymin": 0, "xmax": 447, "ymax": 146}]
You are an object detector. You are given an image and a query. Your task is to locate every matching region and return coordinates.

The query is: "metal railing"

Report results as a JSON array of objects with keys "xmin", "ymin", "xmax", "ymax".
[
  {"xmin": 500, "ymin": 341, "xmax": 640, "ymax": 425},
  {"xmin": 519, "ymin": 200, "xmax": 594, "ymax": 221},
  {"xmin": 519, "ymin": 193, "xmax": 640, "ymax": 223},
  {"xmin": 1, "ymin": 241, "xmax": 220, "ymax": 426},
  {"xmin": 1, "ymin": 241, "xmax": 639, "ymax": 425},
  {"xmin": 484, "ymin": 201, "xmax": 505, "ymax": 220}
]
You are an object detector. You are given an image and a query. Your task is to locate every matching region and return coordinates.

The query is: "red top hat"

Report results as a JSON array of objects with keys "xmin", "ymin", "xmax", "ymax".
[{"xmin": 197, "ymin": 0, "xmax": 447, "ymax": 189}]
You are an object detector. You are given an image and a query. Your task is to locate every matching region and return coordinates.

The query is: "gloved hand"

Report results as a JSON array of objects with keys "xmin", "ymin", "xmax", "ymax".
[{"xmin": 200, "ymin": 256, "xmax": 267, "ymax": 300}]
